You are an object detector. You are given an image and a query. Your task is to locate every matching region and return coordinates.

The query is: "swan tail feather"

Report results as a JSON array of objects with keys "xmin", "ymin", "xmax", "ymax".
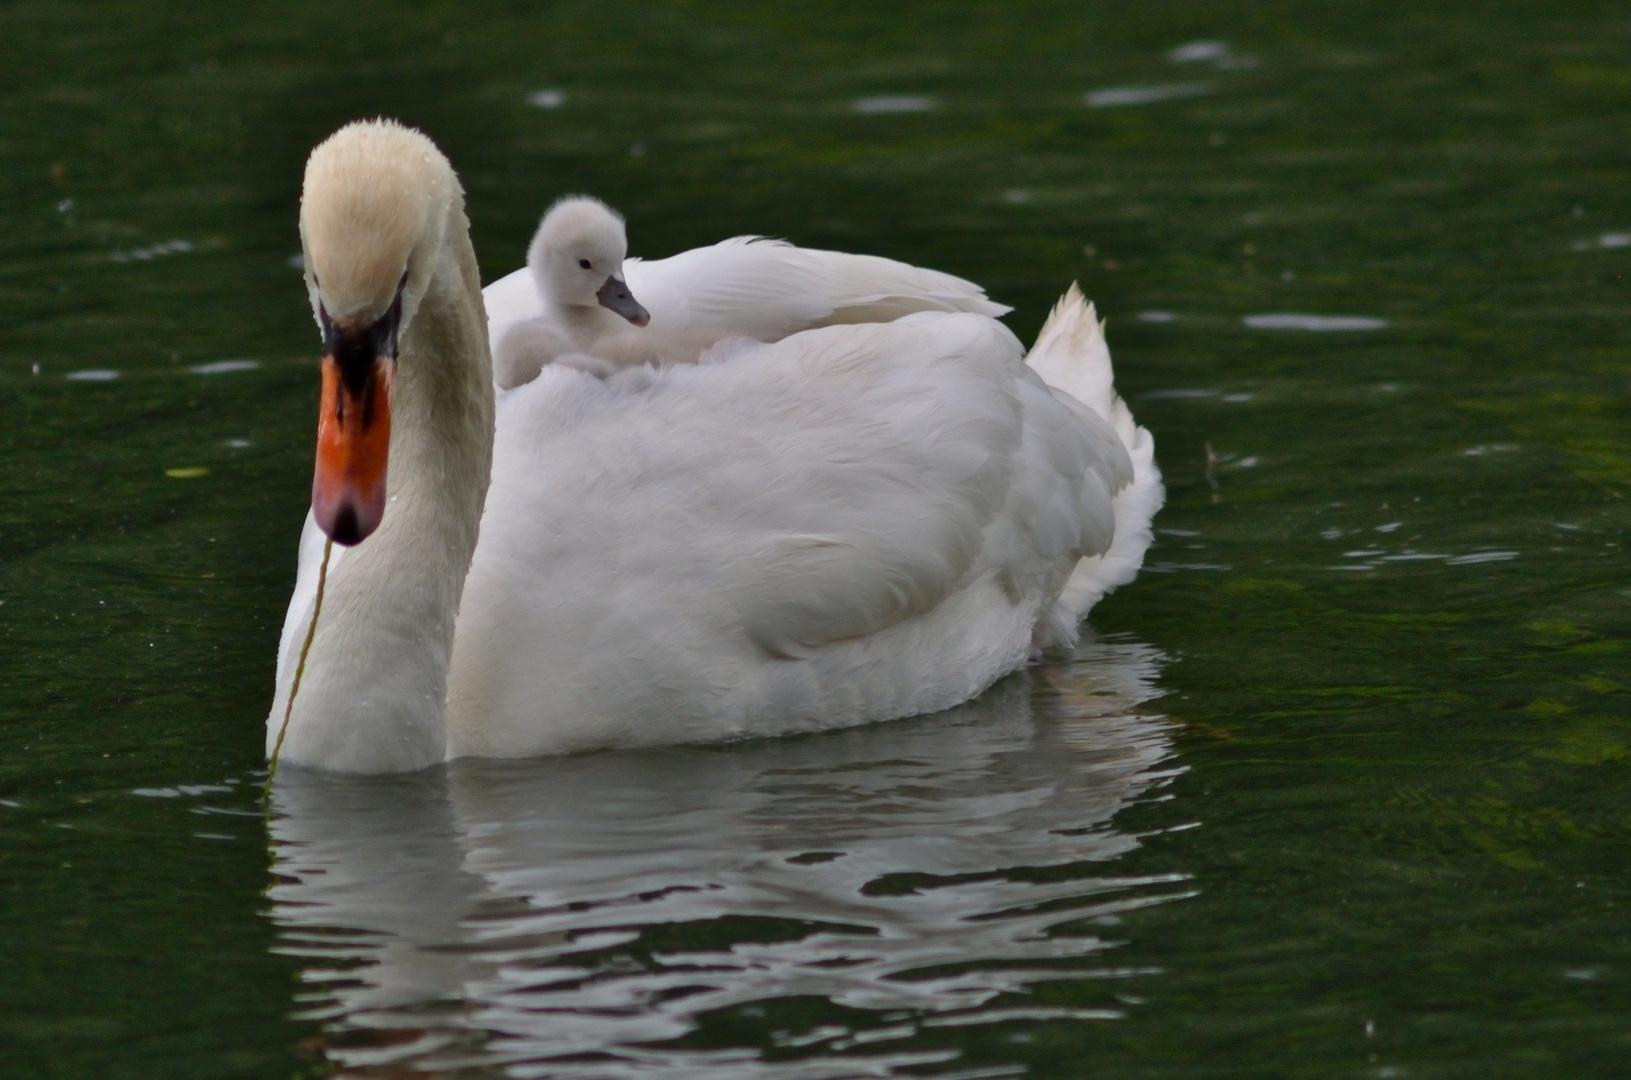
[{"xmin": 1026, "ymin": 283, "xmax": 1164, "ymax": 647}]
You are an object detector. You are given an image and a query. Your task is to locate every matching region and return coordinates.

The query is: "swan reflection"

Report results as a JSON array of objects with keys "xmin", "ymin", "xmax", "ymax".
[{"xmin": 268, "ymin": 636, "xmax": 1186, "ymax": 1077}]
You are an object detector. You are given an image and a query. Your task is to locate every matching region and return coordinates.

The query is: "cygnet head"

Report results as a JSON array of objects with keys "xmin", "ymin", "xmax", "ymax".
[
  {"xmin": 527, "ymin": 196, "xmax": 650, "ymax": 326},
  {"xmin": 299, "ymin": 118, "xmax": 462, "ymax": 546}
]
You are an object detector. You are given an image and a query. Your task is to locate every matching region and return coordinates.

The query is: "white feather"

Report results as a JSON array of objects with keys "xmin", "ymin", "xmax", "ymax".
[
  {"xmin": 1024, "ymin": 285, "xmax": 1165, "ymax": 645},
  {"xmin": 445, "ymin": 299, "xmax": 1160, "ymax": 757}
]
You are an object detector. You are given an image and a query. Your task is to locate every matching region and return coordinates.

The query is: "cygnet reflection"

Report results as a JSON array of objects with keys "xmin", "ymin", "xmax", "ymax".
[{"xmin": 268, "ymin": 636, "xmax": 1186, "ymax": 1078}]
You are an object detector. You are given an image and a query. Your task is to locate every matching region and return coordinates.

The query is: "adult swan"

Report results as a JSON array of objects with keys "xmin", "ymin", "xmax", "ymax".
[{"xmin": 267, "ymin": 120, "xmax": 1162, "ymax": 774}]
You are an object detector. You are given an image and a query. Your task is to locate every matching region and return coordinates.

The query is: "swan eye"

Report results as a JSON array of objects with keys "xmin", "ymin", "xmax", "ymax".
[{"xmin": 578, "ymin": 258, "xmax": 592, "ymax": 270}]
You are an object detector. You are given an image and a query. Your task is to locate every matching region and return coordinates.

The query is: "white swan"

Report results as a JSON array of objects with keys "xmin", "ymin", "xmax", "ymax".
[
  {"xmin": 268, "ymin": 120, "xmax": 1162, "ymax": 774},
  {"xmin": 489, "ymin": 195, "xmax": 1011, "ymax": 388}
]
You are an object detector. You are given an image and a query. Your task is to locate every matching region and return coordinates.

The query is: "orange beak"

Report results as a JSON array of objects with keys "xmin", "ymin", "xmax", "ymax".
[
  {"xmin": 312, "ymin": 354, "xmax": 393, "ymax": 545},
  {"xmin": 311, "ymin": 289, "xmax": 402, "ymax": 545}
]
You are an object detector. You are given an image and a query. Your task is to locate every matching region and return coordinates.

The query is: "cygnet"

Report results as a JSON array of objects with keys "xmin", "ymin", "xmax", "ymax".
[{"xmin": 490, "ymin": 196, "xmax": 1011, "ymax": 390}]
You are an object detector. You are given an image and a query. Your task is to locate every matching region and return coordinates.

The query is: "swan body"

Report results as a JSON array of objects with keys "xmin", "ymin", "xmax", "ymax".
[
  {"xmin": 489, "ymin": 196, "xmax": 1011, "ymax": 388},
  {"xmin": 268, "ymin": 120, "xmax": 1161, "ymax": 774}
]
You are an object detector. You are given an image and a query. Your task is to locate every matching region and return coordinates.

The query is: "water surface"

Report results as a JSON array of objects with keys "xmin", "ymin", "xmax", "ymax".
[{"xmin": 1, "ymin": 2, "xmax": 1629, "ymax": 1077}]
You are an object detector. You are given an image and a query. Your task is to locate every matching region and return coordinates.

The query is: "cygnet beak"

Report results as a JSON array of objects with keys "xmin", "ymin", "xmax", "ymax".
[
  {"xmin": 312, "ymin": 289, "xmax": 400, "ymax": 546},
  {"xmin": 596, "ymin": 275, "xmax": 650, "ymax": 326}
]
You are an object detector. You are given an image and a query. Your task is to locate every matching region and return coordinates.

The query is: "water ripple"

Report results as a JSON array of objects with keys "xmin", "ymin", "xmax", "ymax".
[
  {"xmin": 268, "ymin": 639, "xmax": 1183, "ymax": 1077},
  {"xmin": 851, "ymin": 96, "xmax": 936, "ymax": 115},
  {"xmin": 1084, "ymin": 83, "xmax": 1213, "ymax": 108},
  {"xmin": 1244, "ymin": 313, "xmax": 1388, "ymax": 331}
]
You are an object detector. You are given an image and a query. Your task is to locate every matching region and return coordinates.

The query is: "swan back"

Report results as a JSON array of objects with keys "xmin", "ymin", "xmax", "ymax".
[{"xmin": 447, "ymin": 309, "xmax": 1137, "ymax": 757}]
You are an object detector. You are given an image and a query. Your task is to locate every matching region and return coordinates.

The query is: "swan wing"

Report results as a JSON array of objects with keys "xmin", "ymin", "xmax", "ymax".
[{"xmin": 623, "ymin": 237, "xmax": 1010, "ymax": 345}]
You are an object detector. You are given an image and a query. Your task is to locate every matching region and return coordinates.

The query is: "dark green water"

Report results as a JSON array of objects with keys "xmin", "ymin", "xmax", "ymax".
[{"xmin": 3, "ymin": 1, "xmax": 1629, "ymax": 1076}]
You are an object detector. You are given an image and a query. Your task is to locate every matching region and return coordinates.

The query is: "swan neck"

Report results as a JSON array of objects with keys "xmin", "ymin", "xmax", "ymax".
[{"xmin": 270, "ymin": 199, "xmax": 494, "ymax": 774}]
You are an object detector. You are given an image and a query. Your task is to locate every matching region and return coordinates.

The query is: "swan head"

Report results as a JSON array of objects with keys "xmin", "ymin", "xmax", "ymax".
[
  {"xmin": 299, "ymin": 119, "xmax": 461, "ymax": 545},
  {"xmin": 527, "ymin": 196, "xmax": 650, "ymax": 326}
]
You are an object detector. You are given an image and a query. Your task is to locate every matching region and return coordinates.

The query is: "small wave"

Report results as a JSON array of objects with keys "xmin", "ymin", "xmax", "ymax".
[
  {"xmin": 1085, "ymin": 82, "xmax": 1213, "ymax": 108},
  {"xmin": 1573, "ymin": 232, "xmax": 1631, "ymax": 250},
  {"xmin": 1244, "ymin": 313, "xmax": 1388, "ymax": 331},
  {"xmin": 109, "ymin": 239, "xmax": 193, "ymax": 263},
  {"xmin": 1141, "ymin": 388, "xmax": 1218, "ymax": 400},
  {"xmin": 1446, "ymin": 550, "xmax": 1518, "ymax": 566},
  {"xmin": 1169, "ymin": 41, "xmax": 1229, "ymax": 64},
  {"xmin": 189, "ymin": 359, "xmax": 259, "ymax": 375},
  {"xmin": 852, "ymin": 95, "xmax": 936, "ymax": 114}
]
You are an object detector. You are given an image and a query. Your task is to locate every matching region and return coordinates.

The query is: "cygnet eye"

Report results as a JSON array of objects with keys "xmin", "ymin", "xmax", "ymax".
[{"xmin": 578, "ymin": 258, "xmax": 592, "ymax": 270}]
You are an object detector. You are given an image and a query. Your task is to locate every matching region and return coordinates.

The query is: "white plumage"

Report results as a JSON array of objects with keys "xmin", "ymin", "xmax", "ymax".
[{"xmin": 267, "ymin": 121, "xmax": 1162, "ymax": 774}]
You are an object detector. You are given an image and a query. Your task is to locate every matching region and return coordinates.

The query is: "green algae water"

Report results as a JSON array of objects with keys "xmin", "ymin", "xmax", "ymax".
[{"xmin": 3, "ymin": 2, "xmax": 1630, "ymax": 1076}]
